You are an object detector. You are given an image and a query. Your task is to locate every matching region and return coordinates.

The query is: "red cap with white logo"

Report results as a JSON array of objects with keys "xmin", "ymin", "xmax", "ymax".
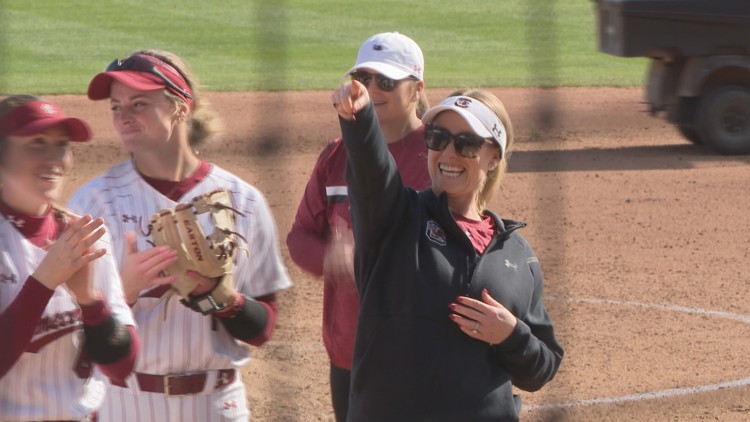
[{"xmin": 0, "ymin": 100, "xmax": 91, "ymax": 141}]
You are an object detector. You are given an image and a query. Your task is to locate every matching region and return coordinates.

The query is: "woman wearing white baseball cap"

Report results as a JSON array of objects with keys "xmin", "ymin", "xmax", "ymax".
[
  {"xmin": 287, "ymin": 32, "xmax": 431, "ymax": 421},
  {"xmin": 331, "ymin": 82, "xmax": 564, "ymax": 421},
  {"xmin": 344, "ymin": 31, "xmax": 429, "ymax": 129}
]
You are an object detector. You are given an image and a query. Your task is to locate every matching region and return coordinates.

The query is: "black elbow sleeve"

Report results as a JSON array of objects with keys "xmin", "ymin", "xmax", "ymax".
[
  {"xmin": 219, "ymin": 297, "xmax": 268, "ymax": 340},
  {"xmin": 83, "ymin": 316, "xmax": 132, "ymax": 364}
]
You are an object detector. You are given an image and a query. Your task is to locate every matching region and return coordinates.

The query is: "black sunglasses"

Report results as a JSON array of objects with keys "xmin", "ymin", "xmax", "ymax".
[
  {"xmin": 425, "ymin": 124, "xmax": 489, "ymax": 158},
  {"xmin": 106, "ymin": 55, "xmax": 193, "ymax": 100},
  {"xmin": 350, "ymin": 71, "xmax": 412, "ymax": 92}
]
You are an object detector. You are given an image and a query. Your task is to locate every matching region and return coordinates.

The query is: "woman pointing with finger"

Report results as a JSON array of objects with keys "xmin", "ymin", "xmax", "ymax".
[
  {"xmin": 287, "ymin": 32, "xmax": 431, "ymax": 422},
  {"xmin": 332, "ymin": 82, "xmax": 564, "ymax": 421}
]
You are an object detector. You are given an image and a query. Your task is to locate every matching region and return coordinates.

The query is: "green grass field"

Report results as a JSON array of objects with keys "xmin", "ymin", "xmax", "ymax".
[{"xmin": 0, "ymin": 0, "xmax": 647, "ymax": 95}]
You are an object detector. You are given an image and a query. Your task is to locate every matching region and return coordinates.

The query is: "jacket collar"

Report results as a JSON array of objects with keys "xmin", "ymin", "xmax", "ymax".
[{"xmin": 419, "ymin": 188, "xmax": 526, "ymax": 240}]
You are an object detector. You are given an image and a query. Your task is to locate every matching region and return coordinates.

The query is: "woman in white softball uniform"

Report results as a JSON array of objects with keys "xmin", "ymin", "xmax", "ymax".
[
  {"xmin": 0, "ymin": 95, "xmax": 138, "ymax": 422},
  {"xmin": 68, "ymin": 50, "xmax": 292, "ymax": 422}
]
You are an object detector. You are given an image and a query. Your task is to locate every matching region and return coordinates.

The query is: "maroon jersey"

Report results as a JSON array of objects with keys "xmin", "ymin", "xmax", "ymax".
[{"xmin": 287, "ymin": 126, "xmax": 430, "ymax": 369}]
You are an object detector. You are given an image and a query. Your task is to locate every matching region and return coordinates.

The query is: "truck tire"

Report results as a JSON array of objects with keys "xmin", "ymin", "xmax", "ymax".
[
  {"xmin": 697, "ymin": 85, "xmax": 750, "ymax": 155},
  {"xmin": 676, "ymin": 97, "xmax": 702, "ymax": 144},
  {"xmin": 677, "ymin": 124, "xmax": 702, "ymax": 144}
]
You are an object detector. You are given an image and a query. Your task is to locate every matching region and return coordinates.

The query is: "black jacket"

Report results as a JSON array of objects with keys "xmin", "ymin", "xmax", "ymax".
[{"xmin": 341, "ymin": 104, "xmax": 564, "ymax": 422}]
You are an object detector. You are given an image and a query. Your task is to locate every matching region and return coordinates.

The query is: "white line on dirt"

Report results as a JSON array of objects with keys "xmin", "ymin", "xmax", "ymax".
[
  {"xmin": 526, "ymin": 377, "xmax": 750, "ymax": 411},
  {"xmin": 551, "ymin": 296, "xmax": 750, "ymax": 324},
  {"xmin": 525, "ymin": 296, "xmax": 750, "ymax": 412}
]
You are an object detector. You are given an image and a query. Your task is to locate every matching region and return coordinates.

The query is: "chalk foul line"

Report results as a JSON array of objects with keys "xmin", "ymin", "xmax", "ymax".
[
  {"xmin": 525, "ymin": 377, "xmax": 750, "ymax": 411},
  {"xmin": 524, "ymin": 296, "xmax": 750, "ymax": 411}
]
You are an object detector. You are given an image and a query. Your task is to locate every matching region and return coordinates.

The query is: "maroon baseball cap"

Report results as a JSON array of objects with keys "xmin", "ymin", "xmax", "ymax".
[
  {"xmin": 87, "ymin": 53, "xmax": 193, "ymax": 108},
  {"xmin": 0, "ymin": 100, "xmax": 91, "ymax": 141}
]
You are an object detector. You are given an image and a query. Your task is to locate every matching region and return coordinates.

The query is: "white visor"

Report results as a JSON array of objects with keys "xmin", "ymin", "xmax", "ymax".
[{"xmin": 422, "ymin": 96, "xmax": 507, "ymax": 156}]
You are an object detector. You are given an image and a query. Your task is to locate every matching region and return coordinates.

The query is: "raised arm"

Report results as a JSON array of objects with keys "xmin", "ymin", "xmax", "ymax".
[
  {"xmin": 333, "ymin": 81, "xmax": 407, "ymax": 251},
  {"xmin": 331, "ymin": 79, "xmax": 371, "ymax": 121}
]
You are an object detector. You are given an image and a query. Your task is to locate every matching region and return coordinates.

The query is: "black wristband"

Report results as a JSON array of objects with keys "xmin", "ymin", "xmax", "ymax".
[{"xmin": 180, "ymin": 292, "xmax": 227, "ymax": 315}]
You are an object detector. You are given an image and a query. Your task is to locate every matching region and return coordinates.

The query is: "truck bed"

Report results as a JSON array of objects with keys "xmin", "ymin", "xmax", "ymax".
[{"xmin": 596, "ymin": 0, "xmax": 750, "ymax": 59}]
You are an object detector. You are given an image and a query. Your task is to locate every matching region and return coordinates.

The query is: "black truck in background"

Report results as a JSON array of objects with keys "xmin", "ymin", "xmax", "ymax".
[{"xmin": 595, "ymin": 0, "xmax": 750, "ymax": 154}]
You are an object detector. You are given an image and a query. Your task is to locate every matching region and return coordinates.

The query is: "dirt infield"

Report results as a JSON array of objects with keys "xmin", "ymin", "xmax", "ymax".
[{"xmin": 53, "ymin": 87, "xmax": 750, "ymax": 421}]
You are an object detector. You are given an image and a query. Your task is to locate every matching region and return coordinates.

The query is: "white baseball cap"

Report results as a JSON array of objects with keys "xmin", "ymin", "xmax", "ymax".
[
  {"xmin": 345, "ymin": 32, "xmax": 424, "ymax": 81},
  {"xmin": 422, "ymin": 96, "xmax": 508, "ymax": 156}
]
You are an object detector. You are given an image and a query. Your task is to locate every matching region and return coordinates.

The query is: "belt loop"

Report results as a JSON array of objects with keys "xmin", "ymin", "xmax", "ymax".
[
  {"xmin": 163, "ymin": 374, "xmax": 172, "ymax": 396},
  {"xmin": 215, "ymin": 369, "xmax": 232, "ymax": 389}
]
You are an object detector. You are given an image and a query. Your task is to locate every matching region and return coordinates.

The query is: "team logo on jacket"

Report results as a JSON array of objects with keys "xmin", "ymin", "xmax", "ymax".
[{"xmin": 425, "ymin": 220, "xmax": 447, "ymax": 246}]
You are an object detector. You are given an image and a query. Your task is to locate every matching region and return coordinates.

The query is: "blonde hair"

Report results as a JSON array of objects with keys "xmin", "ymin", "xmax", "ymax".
[
  {"xmin": 133, "ymin": 49, "xmax": 223, "ymax": 148},
  {"xmin": 416, "ymin": 90, "xmax": 430, "ymax": 119},
  {"xmin": 448, "ymin": 88, "xmax": 514, "ymax": 214}
]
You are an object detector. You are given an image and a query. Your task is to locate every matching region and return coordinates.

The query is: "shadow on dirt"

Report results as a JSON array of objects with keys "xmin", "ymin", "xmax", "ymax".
[{"xmin": 508, "ymin": 144, "xmax": 750, "ymax": 173}]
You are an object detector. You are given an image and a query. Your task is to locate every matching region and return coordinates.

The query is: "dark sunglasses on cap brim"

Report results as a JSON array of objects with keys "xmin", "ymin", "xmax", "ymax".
[
  {"xmin": 424, "ymin": 124, "xmax": 491, "ymax": 158},
  {"xmin": 349, "ymin": 71, "xmax": 413, "ymax": 92},
  {"xmin": 105, "ymin": 55, "xmax": 193, "ymax": 100}
]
